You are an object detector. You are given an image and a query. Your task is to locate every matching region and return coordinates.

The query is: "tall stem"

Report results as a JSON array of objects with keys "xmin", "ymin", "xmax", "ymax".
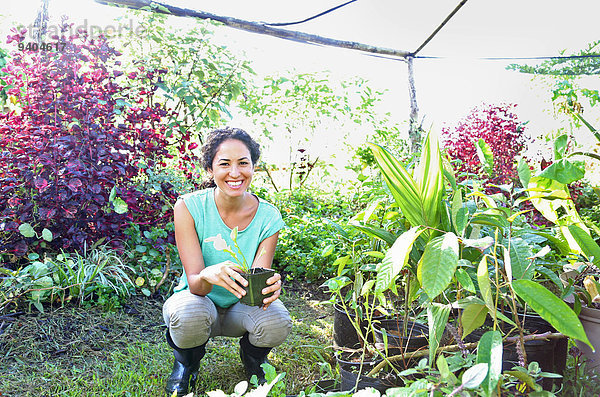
[{"xmin": 403, "ymin": 272, "xmax": 410, "ymax": 336}]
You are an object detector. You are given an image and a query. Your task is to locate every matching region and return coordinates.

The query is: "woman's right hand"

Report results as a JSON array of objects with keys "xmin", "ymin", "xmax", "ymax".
[{"xmin": 200, "ymin": 261, "xmax": 248, "ymax": 299}]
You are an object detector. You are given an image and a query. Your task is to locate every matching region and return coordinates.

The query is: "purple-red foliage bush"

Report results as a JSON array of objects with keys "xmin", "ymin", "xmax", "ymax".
[
  {"xmin": 442, "ymin": 103, "xmax": 529, "ymax": 186},
  {"xmin": 0, "ymin": 25, "xmax": 189, "ymax": 261},
  {"xmin": 441, "ymin": 103, "xmax": 555, "ymax": 226}
]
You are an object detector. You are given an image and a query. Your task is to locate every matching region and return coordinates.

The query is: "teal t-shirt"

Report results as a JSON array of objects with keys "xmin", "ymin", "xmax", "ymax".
[{"xmin": 174, "ymin": 188, "xmax": 285, "ymax": 308}]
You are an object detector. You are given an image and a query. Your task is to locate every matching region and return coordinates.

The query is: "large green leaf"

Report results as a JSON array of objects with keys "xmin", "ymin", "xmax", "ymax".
[
  {"xmin": 517, "ymin": 157, "xmax": 531, "ymax": 189},
  {"xmin": 477, "ymin": 256, "xmax": 495, "ymax": 320},
  {"xmin": 509, "ymin": 237, "xmax": 534, "ymax": 280},
  {"xmin": 368, "ymin": 142, "xmax": 422, "ymax": 227},
  {"xmin": 418, "ymin": 232, "xmax": 459, "ymax": 299},
  {"xmin": 461, "ymin": 363, "xmax": 489, "ymax": 389},
  {"xmin": 368, "ymin": 129, "xmax": 444, "ymax": 229},
  {"xmin": 512, "ymin": 279, "xmax": 592, "ymax": 348},
  {"xmin": 538, "ymin": 158, "xmax": 585, "ymax": 184},
  {"xmin": 476, "ymin": 330, "xmax": 503, "ymax": 396},
  {"xmin": 375, "ymin": 226, "xmax": 424, "ymax": 293},
  {"xmin": 451, "ymin": 190, "xmax": 468, "ymax": 236},
  {"xmin": 461, "ymin": 302, "xmax": 488, "ymax": 340},
  {"xmin": 414, "ymin": 129, "xmax": 445, "ymax": 228},
  {"xmin": 568, "ymin": 224, "xmax": 600, "ymax": 265},
  {"xmin": 475, "ymin": 138, "xmax": 494, "ymax": 177},
  {"xmin": 455, "ymin": 268, "xmax": 476, "ymax": 293},
  {"xmin": 427, "ymin": 303, "xmax": 451, "ymax": 367},
  {"xmin": 350, "ymin": 222, "xmax": 397, "ymax": 247},
  {"xmin": 553, "ymin": 134, "xmax": 569, "ymax": 160}
]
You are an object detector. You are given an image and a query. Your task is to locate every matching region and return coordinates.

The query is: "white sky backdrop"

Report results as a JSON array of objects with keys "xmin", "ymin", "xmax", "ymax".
[{"xmin": 2, "ymin": 0, "xmax": 600, "ymax": 168}]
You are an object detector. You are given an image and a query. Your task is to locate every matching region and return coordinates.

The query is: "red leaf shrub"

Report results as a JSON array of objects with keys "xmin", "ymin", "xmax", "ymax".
[
  {"xmin": 442, "ymin": 103, "xmax": 529, "ymax": 186},
  {"xmin": 0, "ymin": 25, "xmax": 187, "ymax": 261},
  {"xmin": 441, "ymin": 103, "xmax": 555, "ymax": 226}
]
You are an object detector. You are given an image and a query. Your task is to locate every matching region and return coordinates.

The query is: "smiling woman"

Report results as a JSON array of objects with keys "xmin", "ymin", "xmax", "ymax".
[{"xmin": 161, "ymin": 127, "xmax": 292, "ymax": 396}]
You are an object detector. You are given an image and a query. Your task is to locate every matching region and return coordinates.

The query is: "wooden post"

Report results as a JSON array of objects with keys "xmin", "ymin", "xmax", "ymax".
[
  {"xmin": 33, "ymin": 0, "xmax": 50, "ymax": 45},
  {"xmin": 407, "ymin": 56, "xmax": 421, "ymax": 154}
]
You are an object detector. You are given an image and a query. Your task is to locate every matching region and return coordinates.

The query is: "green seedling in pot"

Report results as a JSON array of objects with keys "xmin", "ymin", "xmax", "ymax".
[{"xmin": 205, "ymin": 226, "xmax": 266, "ymax": 272}]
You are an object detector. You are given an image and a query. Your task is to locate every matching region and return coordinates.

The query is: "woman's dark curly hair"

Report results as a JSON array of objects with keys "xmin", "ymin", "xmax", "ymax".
[{"xmin": 199, "ymin": 127, "xmax": 261, "ymax": 189}]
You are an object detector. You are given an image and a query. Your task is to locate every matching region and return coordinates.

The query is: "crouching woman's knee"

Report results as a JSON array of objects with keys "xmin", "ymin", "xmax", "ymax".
[
  {"xmin": 163, "ymin": 290, "xmax": 217, "ymax": 348},
  {"xmin": 253, "ymin": 301, "xmax": 293, "ymax": 347}
]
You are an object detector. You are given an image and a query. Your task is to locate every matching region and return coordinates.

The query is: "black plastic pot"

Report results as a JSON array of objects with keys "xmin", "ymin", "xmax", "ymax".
[
  {"xmin": 373, "ymin": 318, "xmax": 429, "ymax": 356},
  {"xmin": 333, "ymin": 303, "xmax": 387, "ymax": 348},
  {"xmin": 239, "ymin": 268, "xmax": 275, "ymax": 306},
  {"xmin": 465, "ymin": 313, "xmax": 566, "ymax": 391},
  {"xmin": 312, "ymin": 379, "xmax": 340, "ymax": 393},
  {"xmin": 336, "ymin": 351, "xmax": 401, "ymax": 393},
  {"xmin": 502, "ymin": 313, "xmax": 565, "ymax": 391}
]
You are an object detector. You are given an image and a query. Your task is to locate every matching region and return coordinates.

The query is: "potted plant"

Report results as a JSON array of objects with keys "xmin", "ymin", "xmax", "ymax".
[
  {"xmin": 561, "ymin": 224, "xmax": 600, "ymax": 373},
  {"xmin": 321, "ymin": 250, "xmax": 413, "ymax": 393},
  {"xmin": 515, "ymin": 124, "xmax": 600, "ymax": 374},
  {"xmin": 362, "ymin": 128, "xmax": 592, "ymax": 393},
  {"xmin": 316, "ymin": 130, "xmax": 448, "ymax": 393},
  {"xmin": 205, "ymin": 227, "xmax": 274, "ymax": 306}
]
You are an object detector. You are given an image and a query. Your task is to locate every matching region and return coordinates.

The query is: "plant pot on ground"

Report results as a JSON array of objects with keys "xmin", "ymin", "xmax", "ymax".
[
  {"xmin": 239, "ymin": 267, "xmax": 275, "ymax": 306},
  {"xmin": 574, "ymin": 302, "xmax": 600, "ymax": 373},
  {"xmin": 464, "ymin": 312, "xmax": 566, "ymax": 391},
  {"xmin": 561, "ymin": 259, "xmax": 600, "ymax": 374},
  {"xmin": 564, "ymin": 287, "xmax": 600, "ymax": 375},
  {"xmin": 335, "ymin": 350, "xmax": 402, "ymax": 393},
  {"xmin": 372, "ymin": 318, "xmax": 429, "ymax": 357},
  {"xmin": 333, "ymin": 303, "xmax": 387, "ymax": 349}
]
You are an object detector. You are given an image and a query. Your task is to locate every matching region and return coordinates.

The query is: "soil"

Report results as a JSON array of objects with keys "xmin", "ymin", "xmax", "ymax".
[
  {"xmin": 283, "ymin": 276, "xmax": 331, "ymax": 301},
  {"xmin": 0, "ymin": 294, "xmax": 166, "ymax": 364}
]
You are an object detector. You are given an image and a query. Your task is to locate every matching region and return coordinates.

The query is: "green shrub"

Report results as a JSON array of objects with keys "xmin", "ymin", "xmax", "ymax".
[
  {"xmin": 0, "ymin": 245, "xmax": 134, "ymax": 312},
  {"xmin": 268, "ymin": 189, "xmax": 355, "ymax": 282},
  {"xmin": 575, "ymin": 183, "xmax": 600, "ymax": 237},
  {"xmin": 123, "ymin": 222, "xmax": 181, "ymax": 297}
]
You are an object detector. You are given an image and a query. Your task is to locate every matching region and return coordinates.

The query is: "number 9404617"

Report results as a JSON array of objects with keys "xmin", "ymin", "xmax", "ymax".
[{"xmin": 18, "ymin": 42, "xmax": 66, "ymax": 52}]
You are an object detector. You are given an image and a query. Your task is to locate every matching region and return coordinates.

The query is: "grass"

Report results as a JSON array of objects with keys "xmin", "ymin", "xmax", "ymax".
[{"xmin": 0, "ymin": 284, "xmax": 335, "ymax": 397}]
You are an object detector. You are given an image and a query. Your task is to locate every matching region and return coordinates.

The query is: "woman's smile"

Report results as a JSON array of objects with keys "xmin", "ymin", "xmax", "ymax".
[{"xmin": 227, "ymin": 180, "xmax": 244, "ymax": 188}]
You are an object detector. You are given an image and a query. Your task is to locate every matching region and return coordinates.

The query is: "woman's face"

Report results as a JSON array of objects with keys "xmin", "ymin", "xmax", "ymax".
[{"xmin": 209, "ymin": 138, "xmax": 254, "ymax": 198}]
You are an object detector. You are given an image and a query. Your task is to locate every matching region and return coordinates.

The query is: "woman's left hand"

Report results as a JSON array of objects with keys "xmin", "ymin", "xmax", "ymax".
[{"xmin": 261, "ymin": 272, "xmax": 282, "ymax": 310}]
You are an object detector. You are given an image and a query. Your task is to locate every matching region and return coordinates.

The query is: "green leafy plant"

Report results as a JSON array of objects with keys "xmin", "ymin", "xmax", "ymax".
[
  {"xmin": 268, "ymin": 189, "xmax": 355, "ymax": 282},
  {"xmin": 124, "ymin": 222, "xmax": 179, "ymax": 296},
  {"xmin": 0, "ymin": 245, "xmax": 134, "ymax": 312},
  {"xmin": 349, "ymin": 127, "xmax": 596, "ymax": 397},
  {"xmin": 205, "ymin": 227, "xmax": 266, "ymax": 272},
  {"xmin": 114, "ymin": 8, "xmax": 252, "ymax": 147}
]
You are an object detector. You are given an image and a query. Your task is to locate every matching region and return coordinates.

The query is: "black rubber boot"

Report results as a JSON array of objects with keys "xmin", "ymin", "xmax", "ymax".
[
  {"xmin": 165, "ymin": 330, "xmax": 206, "ymax": 397},
  {"xmin": 239, "ymin": 332, "xmax": 272, "ymax": 384}
]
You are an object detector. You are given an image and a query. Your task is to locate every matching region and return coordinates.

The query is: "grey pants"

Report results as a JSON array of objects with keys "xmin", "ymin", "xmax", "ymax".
[{"xmin": 163, "ymin": 290, "xmax": 292, "ymax": 349}]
